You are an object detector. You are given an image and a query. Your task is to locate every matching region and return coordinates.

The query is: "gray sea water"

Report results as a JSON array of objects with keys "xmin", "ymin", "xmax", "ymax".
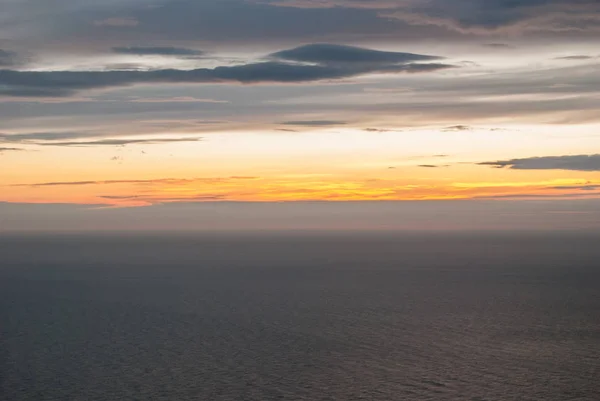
[{"xmin": 1, "ymin": 232, "xmax": 599, "ymax": 400}]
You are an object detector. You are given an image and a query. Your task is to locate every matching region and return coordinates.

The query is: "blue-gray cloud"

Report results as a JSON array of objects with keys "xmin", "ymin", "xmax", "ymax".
[
  {"xmin": 0, "ymin": 49, "xmax": 24, "ymax": 67},
  {"xmin": 0, "ymin": 131, "xmax": 105, "ymax": 142},
  {"xmin": 282, "ymin": 120, "xmax": 347, "ymax": 126},
  {"xmin": 0, "ymin": 45, "xmax": 453, "ymax": 97},
  {"xmin": 552, "ymin": 184, "xmax": 600, "ymax": 191},
  {"xmin": 112, "ymin": 46, "xmax": 205, "ymax": 57},
  {"xmin": 35, "ymin": 137, "xmax": 203, "ymax": 147},
  {"xmin": 0, "ymin": 147, "xmax": 24, "ymax": 152},
  {"xmin": 554, "ymin": 55, "xmax": 595, "ymax": 60},
  {"xmin": 479, "ymin": 154, "xmax": 600, "ymax": 171},
  {"xmin": 0, "ymin": 131, "xmax": 203, "ymax": 147},
  {"xmin": 264, "ymin": 0, "xmax": 600, "ymax": 33},
  {"xmin": 482, "ymin": 43, "xmax": 513, "ymax": 48},
  {"xmin": 270, "ymin": 44, "xmax": 440, "ymax": 64}
]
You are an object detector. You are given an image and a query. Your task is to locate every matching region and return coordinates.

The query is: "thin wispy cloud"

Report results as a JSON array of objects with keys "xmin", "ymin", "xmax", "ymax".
[
  {"xmin": 442, "ymin": 125, "xmax": 472, "ymax": 132},
  {"xmin": 282, "ymin": 120, "xmax": 347, "ymax": 126},
  {"xmin": 15, "ymin": 176, "xmax": 259, "ymax": 187},
  {"xmin": 0, "ymin": 132, "xmax": 203, "ymax": 147},
  {"xmin": 554, "ymin": 55, "xmax": 595, "ymax": 60},
  {"xmin": 482, "ymin": 43, "xmax": 513, "ymax": 49},
  {"xmin": 0, "ymin": 49, "xmax": 24, "ymax": 67},
  {"xmin": 479, "ymin": 155, "xmax": 600, "ymax": 172},
  {"xmin": 35, "ymin": 138, "xmax": 203, "ymax": 147},
  {"xmin": 0, "ymin": 147, "xmax": 25, "ymax": 153},
  {"xmin": 112, "ymin": 46, "xmax": 205, "ymax": 57}
]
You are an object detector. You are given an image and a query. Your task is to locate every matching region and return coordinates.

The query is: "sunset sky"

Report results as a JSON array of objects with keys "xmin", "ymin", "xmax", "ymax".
[{"xmin": 2, "ymin": 0, "xmax": 600, "ymax": 230}]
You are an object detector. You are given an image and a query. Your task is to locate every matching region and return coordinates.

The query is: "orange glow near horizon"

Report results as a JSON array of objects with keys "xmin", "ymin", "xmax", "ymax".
[{"xmin": 3, "ymin": 126, "xmax": 600, "ymax": 207}]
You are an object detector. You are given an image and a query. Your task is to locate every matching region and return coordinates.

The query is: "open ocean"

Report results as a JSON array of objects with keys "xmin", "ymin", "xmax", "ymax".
[{"xmin": 1, "ymin": 232, "xmax": 599, "ymax": 400}]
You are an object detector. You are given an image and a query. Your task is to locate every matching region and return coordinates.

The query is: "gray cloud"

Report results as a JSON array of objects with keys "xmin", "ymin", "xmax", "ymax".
[
  {"xmin": 1, "ymin": 60, "xmax": 598, "ymax": 134},
  {"xmin": 0, "ymin": 45, "xmax": 453, "ymax": 97},
  {"xmin": 2, "ymin": 0, "xmax": 598, "ymax": 64},
  {"xmin": 475, "ymin": 192, "xmax": 600, "ymax": 200},
  {"xmin": 552, "ymin": 184, "xmax": 600, "ymax": 191},
  {"xmin": 0, "ymin": 131, "xmax": 201, "ymax": 147},
  {"xmin": 282, "ymin": 120, "xmax": 346, "ymax": 126},
  {"xmin": 363, "ymin": 128, "xmax": 401, "ymax": 132},
  {"xmin": 554, "ymin": 55, "xmax": 595, "ymax": 60},
  {"xmin": 0, "ymin": 131, "xmax": 106, "ymax": 143},
  {"xmin": 112, "ymin": 46, "xmax": 205, "ymax": 57},
  {"xmin": 482, "ymin": 43, "xmax": 513, "ymax": 48},
  {"xmin": 270, "ymin": 43, "xmax": 440, "ymax": 64},
  {"xmin": 479, "ymin": 154, "xmax": 600, "ymax": 171},
  {"xmin": 16, "ymin": 176, "xmax": 259, "ymax": 187},
  {"xmin": 418, "ymin": 164, "xmax": 449, "ymax": 168},
  {"xmin": 442, "ymin": 125, "xmax": 472, "ymax": 132},
  {"xmin": 35, "ymin": 137, "xmax": 203, "ymax": 147},
  {"xmin": 0, "ymin": 49, "xmax": 17, "ymax": 67},
  {"xmin": 0, "ymin": 147, "xmax": 24, "ymax": 152},
  {"xmin": 265, "ymin": 0, "xmax": 600, "ymax": 33},
  {"xmin": 15, "ymin": 179, "xmax": 192, "ymax": 187},
  {"xmin": 0, "ymin": 49, "xmax": 22, "ymax": 67}
]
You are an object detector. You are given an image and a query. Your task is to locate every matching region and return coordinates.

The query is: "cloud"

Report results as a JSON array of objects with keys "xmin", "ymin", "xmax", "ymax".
[
  {"xmin": 554, "ymin": 55, "xmax": 595, "ymax": 60},
  {"xmin": 442, "ymin": 125, "xmax": 472, "ymax": 132},
  {"xmin": 482, "ymin": 43, "xmax": 513, "ymax": 48},
  {"xmin": 474, "ymin": 192, "xmax": 600, "ymax": 200},
  {"xmin": 0, "ymin": 49, "xmax": 24, "ymax": 67},
  {"xmin": 35, "ymin": 137, "xmax": 203, "ymax": 147},
  {"xmin": 129, "ymin": 96, "xmax": 228, "ymax": 103},
  {"xmin": 363, "ymin": 128, "xmax": 401, "ymax": 132},
  {"xmin": 0, "ymin": 44, "xmax": 453, "ymax": 97},
  {"xmin": 17, "ymin": 180, "xmax": 169, "ymax": 187},
  {"xmin": 418, "ymin": 164, "xmax": 448, "ymax": 168},
  {"xmin": 94, "ymin": 17, "xmax": 139, "ymax": 27},
  {"xmin": 281, "ymin": 120, "xmax": 346, "ymax": 126},
  {"xmin": 15, "ymin": 176, "xmax": 259, "ymax": 188},
  {"xmin": 101, "ymin": 63, "xmax": 148, "ymax": 71},
  {"xmin": 479, "ymin": 154, "xmax": 600, "ymax": 171},
  {"xmin": 552, "ymin": 184, "xmax": 600, "ymax": 191},
  {"xmin": 99, "ymin": 195, "xmax": 142, "ymax": 200},
  {"xmin": 0, "ymin": 131, "xmax": 204, "ymax": 147},
  {"xmin": 270, "ymin": 43, "xmax": 441, "ymax": 64},
  {"xmin": 112, "ymin": 46, "xmax": 205, "ymax": 57},
  {"xmin": 266, "ymin": 0, "xmax": 600, "ymax": 36},
  {"xmin": 0, "ymin": 131, "xmax": 105, "ymax": 143},
  {"xmin": 269, "ymin": 0, "xmax": 600, "ymax": 33},
  {"xmin": 0, "ymin": 64, "xmax": 452, "ymax": 98},
  {"xmin": 0, "ymin": 147, "xmax": 24, "ymax": 153}
]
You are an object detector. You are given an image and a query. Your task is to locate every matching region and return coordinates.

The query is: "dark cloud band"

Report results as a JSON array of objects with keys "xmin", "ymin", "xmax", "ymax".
[
  {"xmin": 112, "ymin": 46, "xmax": 205, "ymax": 57},
  {"xmin": 0, "ymin": 44, "xmax": 453, "ymax": 97},
  {"xmin": 479, "ymin": 154, "xmax": 600, "ymax": 171}
]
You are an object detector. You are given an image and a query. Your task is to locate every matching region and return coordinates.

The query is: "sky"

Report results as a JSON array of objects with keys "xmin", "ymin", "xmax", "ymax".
[{"xmin": 1, "ymin": 0, "xmax": 600, "ymax": 231}]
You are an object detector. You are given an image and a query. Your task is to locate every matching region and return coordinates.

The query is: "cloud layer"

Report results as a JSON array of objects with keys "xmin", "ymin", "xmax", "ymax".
[
  {"xmin": 261, "ymin": 0, "xmax": 600, "ymax": 33},
  {"xmin": 112, "ymin": 46, "xmax": 205, "ymax": 57},
  {"xmin": 480, "ymin": 154, "xmax": 600, "ymax": 171},
  {"xmin": 0, "ymin": 44, "xmax": 452, "ymax": 97}
]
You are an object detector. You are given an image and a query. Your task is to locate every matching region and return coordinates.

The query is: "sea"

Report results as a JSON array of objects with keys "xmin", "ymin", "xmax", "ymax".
[{"xmin": 1, "ymin": 232, "xmax": 599, "ymax": 400}]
